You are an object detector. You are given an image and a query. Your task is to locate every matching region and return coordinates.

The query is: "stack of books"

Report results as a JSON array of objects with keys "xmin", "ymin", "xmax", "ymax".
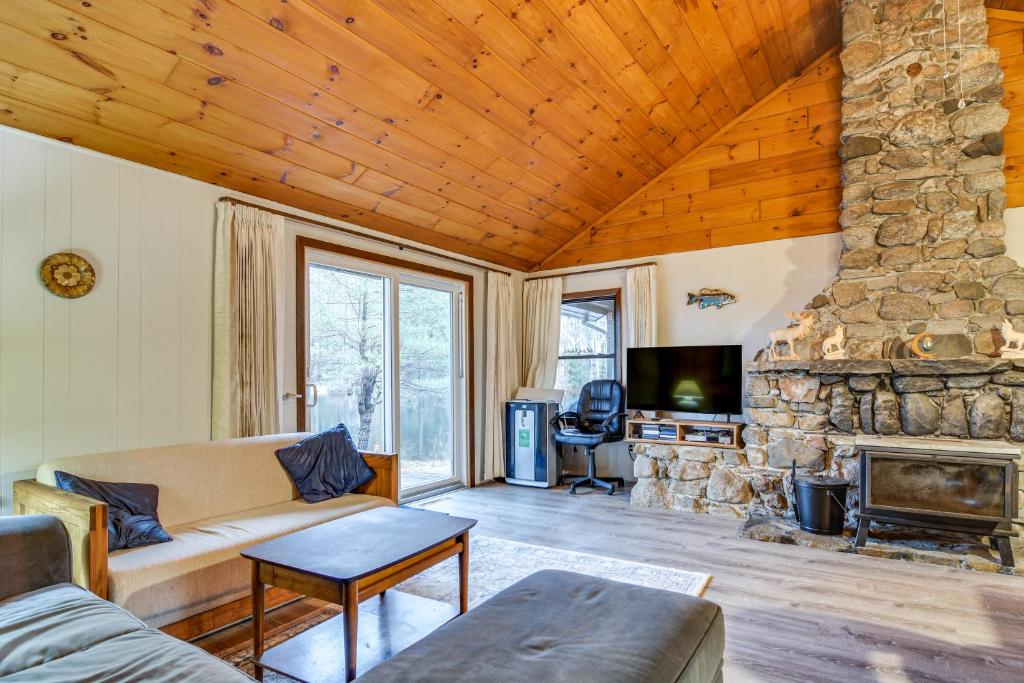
[{"xmin": 639, "ymin": 423, "xmax": 678, "ymax": 441}]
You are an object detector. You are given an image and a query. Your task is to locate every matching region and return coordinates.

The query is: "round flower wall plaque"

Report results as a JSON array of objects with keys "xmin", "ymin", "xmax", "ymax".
[{"xmin": 40, "ymin": 252, "xmax": 96, "ymax": 299}]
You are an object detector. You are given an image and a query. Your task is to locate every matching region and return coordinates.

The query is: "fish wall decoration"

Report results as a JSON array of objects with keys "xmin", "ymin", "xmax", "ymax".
[{"xmin": 686, "ymin": 288, "xmax": 737, "ymax": 309}]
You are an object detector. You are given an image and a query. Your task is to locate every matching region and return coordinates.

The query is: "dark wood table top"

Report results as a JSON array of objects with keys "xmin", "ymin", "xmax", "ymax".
[{"xmin": 242, "ymin": 506, "xmax": 476, "ymax": 582}]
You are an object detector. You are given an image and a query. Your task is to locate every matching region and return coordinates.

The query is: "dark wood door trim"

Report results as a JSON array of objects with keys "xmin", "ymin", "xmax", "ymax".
[{"xmin": 295, "ymin": 236, "xmax": 476, "ymax": 487}]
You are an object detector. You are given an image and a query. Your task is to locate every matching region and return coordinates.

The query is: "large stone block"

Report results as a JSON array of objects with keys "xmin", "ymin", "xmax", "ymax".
[
  {"xmin": 969, "ymin": 393, "xmax": 1007, "ymax": 439},
  {"xmin": 830, "ymin": 385, "xmax": 855, "ymax": 432},
  {"xmin": 767, "ymin": 433, "xmax": 826, "ymax": 471},
  {"xmin": 892, "ymin": 104, "xmax": 955, "ymax": 144},
  {"xmin": 940, "ymin": 396, "xmax": 968, "ymax": 437},
  {"xmin": 630, "ymin": 478, "xmax": 670, "ymax": 508},
  {"xmin": 949, "ymin": 104, "xmax": 1010, "ymax": 139},
  {"xmin": 746, "ymin": 408, "xmax": 795, "ymax": 428},
  {"xmin": 878, "ymin": 293, "xmax": 931, "ymax": 320},
  {"xmin": 892, "ymin": 376, "xmax": 944, "ymax": 393},
  {"xmin": 668, "ymin": 459, "xmax": 711, "ymax": 481},
  {"xmin": 706, "ymin": 468, "xmax": 753, "ymax": 504},
  {"xmin": 633, "ymin": 455, "xmax": 659, "ymax": 479},
  {"xmin": 877, "ymin": 215, "xmax": 929, "ymax": 246},
  {"xmin": 1011, "ymin": 390, "xmax": 1024, "ymax": 442},
  {"xmin": 873, "ymin": 391, "xmax": 900, "ymax": 435},
  {"xmin": 899, "ymin": 393, "xmax": 940, "ymax": 435},
  {"xmin": 779, "ymin": 376, "xmax": 821, "ymax": 403}
]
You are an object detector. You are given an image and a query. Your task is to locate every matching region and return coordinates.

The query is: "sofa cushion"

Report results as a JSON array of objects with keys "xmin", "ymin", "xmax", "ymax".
[
  {"xmin": 109, "ymin": 493, "xmax": 392, "ymax": 627},
  {"xmin": 37, "ymin": 433, "xmax": 314, "ymax": 528},
  {"xmin": 0, "ymin": 583, "xmax": 144, "ymax": 677},
  {"xmin": 0, "ymin": 627, "xmax": 252, "ymax": 682},
  {"xmin": 55, "ymin": 471, "xmax": 172, "ymax": 551},
  {"xmin": 353, "ymin": 569, "xmax": 725, "ymax": 683},
  {"xmin": 276, "ymin": 425, "xmax": 375, "ymax": 503}
]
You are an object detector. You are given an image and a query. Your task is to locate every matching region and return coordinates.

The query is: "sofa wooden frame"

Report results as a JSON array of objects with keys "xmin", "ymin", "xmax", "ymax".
[{"xmin": 12, "ymin": 452, "xmax": 399, "ymax": 641}]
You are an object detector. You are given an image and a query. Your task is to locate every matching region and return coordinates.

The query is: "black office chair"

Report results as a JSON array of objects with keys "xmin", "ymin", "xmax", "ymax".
[{"xmin": 553, "ymin": 379, "xmax": 627, "ymax": 495}]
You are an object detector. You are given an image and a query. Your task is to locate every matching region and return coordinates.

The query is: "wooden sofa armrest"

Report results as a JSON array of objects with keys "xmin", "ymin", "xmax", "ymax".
[
  {"xmin": 356, "ymin": 452, "xmax": 400, "ymax": 504},
  {"xmin": 12, "ymin": 479, "xmax": 109, "ymax": 599}
]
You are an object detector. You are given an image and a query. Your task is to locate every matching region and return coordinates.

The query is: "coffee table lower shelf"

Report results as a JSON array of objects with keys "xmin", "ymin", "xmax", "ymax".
[{"xmin": 254, "ymin": 590, "xmax": 457, "ymax": 683}]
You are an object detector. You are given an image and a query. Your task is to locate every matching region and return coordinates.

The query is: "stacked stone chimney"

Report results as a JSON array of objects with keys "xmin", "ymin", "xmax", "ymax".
[
  {"xmin": 633, "ymin": 0, "xmax": 1024, "ymax": 521},
  {"xmin": 808, "ymin": 0, "xmax": 1017, "ymax": 359}
]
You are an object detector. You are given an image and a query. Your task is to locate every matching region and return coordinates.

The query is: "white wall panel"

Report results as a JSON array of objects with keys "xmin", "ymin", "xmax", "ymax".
[
  {"xmin": 139, "ymin": 171, "xmax": 182, "ymax": 446},
  {"xmin": 1, "ymin": 135, "xmax": 45, "ymax": 475},
  {"xmin": 43, "ymin": 145, "xmax": 72, "ymax": 460},
  {"xmin": 116, "ymin": 164, "xmax": 142, "ymax": 450}
]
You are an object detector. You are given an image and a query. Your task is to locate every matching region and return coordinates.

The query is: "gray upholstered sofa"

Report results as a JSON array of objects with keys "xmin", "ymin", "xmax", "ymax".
[
  {"xmin": 355, "ymin": 569, "xmax": 726, "ymax": 683},
  {"xmin": 0, "ymin": 515, "xmax": 252, "ymax": 682}
]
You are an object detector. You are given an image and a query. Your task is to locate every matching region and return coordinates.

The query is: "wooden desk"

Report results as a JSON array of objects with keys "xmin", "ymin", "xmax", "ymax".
[{"xmin": 242, "ymin": 506, "xmax": 476, "ymax": 682}]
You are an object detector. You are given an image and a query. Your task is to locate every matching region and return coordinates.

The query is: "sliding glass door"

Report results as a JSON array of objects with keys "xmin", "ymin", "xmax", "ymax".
[{"xmin": 302, "ymin": 245, "xmax": 467, "ymax": 498}]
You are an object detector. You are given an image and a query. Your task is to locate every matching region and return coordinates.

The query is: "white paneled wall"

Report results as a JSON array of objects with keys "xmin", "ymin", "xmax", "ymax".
[
  {"xmin": 0, "ymin": 126, "xmax": 493, "ymax": 509},
  {"xmin": 0, "ymin": 130, "xmax": 217, "ymax": 509}
]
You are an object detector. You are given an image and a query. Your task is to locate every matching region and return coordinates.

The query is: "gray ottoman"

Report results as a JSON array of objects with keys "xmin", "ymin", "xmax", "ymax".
[{"xmin": 356, "ymin": 569, "xmax": 725, "ymax": 683}]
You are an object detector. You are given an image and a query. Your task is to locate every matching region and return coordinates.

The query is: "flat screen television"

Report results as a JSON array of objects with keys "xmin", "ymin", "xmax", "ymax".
[{"xmin": 626, "ymin": 345, "xmax": 742, "ymax": 415}]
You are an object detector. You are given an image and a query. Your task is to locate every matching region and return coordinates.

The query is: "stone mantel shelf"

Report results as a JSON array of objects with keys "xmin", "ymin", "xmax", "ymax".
[
  {"xmin": 746, "ymin": 358, "xmax": 1024, "ymax": 376},
  {"xmin": 855, "ymin": 434, "xmax": 1022, "ymax": 456}
]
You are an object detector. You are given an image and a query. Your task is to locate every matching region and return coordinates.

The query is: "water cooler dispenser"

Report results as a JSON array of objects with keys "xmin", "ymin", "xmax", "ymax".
[{"xmin": 505, "ymin": 390, "xmax": 561, "ymax": 488}]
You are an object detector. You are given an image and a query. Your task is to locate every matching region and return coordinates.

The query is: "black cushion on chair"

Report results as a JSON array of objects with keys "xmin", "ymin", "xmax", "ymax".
[{"xmin": 553, "ymin": 428, "xmax": 607, "ymax": 448}]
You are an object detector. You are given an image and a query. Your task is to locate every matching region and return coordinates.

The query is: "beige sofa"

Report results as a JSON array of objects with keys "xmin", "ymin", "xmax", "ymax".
[{"xmin": 13, "ymin": 433, "xmax": 398, "ymax": 637}]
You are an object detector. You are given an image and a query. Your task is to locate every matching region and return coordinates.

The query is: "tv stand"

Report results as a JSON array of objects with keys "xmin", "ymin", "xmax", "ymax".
[{"xmin": 625, "ymin": 418, "xmax": 744, "ymax": 449}]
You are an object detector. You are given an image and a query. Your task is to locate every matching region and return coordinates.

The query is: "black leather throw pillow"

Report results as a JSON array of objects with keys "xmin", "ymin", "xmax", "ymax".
[
  {"xmin": 276, "ymin": 424, "xmax": 375, "ymax": 503},
  {"xmin": 54, "ymin": 471, "xmax": 173, "ymax": 552}
]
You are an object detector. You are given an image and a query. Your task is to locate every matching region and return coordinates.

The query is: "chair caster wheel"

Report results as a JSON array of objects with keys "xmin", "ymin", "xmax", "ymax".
[{"xmin": 569, "ymin": 488, "xmax": 577, "ymax": 495}]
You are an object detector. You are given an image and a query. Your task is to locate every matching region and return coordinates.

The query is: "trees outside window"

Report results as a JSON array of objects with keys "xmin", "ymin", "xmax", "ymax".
[{"xmin": 554, "ymin": 291, "xmax": 620, "ymax": 410}]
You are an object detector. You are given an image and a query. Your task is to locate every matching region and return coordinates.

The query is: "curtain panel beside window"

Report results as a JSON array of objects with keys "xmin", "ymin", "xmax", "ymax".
[
  {"xmin": 212, "ymin": 201, "xmax": 286, "ymax": 439},
  {"xmin": 521, "ymin": 278, "xmax": 563, "ymax": 389},
  {"xmin": 625, "ymin": 264, "xmax": 657, "ymax": 348}
]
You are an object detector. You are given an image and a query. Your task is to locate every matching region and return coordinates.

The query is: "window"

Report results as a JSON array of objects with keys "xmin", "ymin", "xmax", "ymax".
[{"xmin": 554, "ymin": 290, "xmax": 620, "ymax": 409}]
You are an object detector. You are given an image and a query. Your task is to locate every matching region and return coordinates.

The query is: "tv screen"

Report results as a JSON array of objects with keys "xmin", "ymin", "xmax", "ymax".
[{"xmin": 626, "ymin": 345, "xmax": 742, "ymax": 415}]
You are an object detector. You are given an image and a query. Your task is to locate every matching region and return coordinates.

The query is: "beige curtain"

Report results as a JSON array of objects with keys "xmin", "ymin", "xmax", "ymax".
[
  {"xmin": 483, "ymin": 272, "xmax": 519, "ymax": 481},
  {"xmin": 625, "ymin": 264, "xmax": 657, "ymax": 348},
  {"xmin": 212, "ymin": 201, "xmax": 285, "ymax": 439},
  {"xmin": 521, "ymin": 277, "xmax": 562, "ymax": 388}
]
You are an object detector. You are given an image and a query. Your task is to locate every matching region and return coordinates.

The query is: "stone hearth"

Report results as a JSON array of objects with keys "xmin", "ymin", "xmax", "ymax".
[{"xmin": 741, "ymin": 515, "xmax": 1024, "ymax": 576}]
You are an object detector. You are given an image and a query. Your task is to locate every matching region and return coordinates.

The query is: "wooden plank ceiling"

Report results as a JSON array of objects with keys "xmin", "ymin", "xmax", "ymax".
[
  {"xmin": 540, "ymin": 6, "xmax": 1024, "ymax": 268},
  {"xmin": 0, "ymin": 0, "xmax": 841, "ymax": 270}
]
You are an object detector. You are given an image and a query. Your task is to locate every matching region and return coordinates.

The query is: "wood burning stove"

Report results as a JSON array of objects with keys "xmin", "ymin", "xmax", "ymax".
[{"xmin": 854, "ymin": 436, "xmax": 1020, "ymax": 567}]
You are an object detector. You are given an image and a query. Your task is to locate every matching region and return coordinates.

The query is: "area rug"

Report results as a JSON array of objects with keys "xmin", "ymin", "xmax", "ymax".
[{"xmin": 217, "ymin": 535, "xmax": 711, "ymax": 680}]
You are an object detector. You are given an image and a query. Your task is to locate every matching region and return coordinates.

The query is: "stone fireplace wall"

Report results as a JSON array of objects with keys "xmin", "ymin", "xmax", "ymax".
[
  {"xmin": 632, "ymin": 0, "xmax": 1024, "ymax": 520},
  {"xmin": 808, "ymin": 0, "xmax": 1019, "ymax": 359}
]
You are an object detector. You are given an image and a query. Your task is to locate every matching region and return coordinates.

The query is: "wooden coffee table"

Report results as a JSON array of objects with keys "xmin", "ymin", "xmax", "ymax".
[{"xmin": 242, "ymin": 506, "xmax": 476, "ymax": 682}]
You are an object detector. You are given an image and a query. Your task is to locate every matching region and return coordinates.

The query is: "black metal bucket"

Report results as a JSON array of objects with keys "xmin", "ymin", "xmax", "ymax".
[{"xmin": 791, "ymin": 461, "xmax": 850, "ymax": 535}]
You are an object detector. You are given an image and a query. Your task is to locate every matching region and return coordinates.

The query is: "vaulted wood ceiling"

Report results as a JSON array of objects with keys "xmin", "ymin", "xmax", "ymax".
[{"xmin": 0, "ymin": 0, "xmax": 844, "ymax": 269}]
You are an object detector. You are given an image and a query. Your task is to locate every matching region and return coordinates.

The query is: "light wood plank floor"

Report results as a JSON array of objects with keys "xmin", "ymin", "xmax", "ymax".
[
  {"xmin": 417, "ymin": 483, "xmax": 1024, "ymax": 683},
  {"xmin": 198, "ymin": 483, "xmax": 1024, "ymax": 682}
]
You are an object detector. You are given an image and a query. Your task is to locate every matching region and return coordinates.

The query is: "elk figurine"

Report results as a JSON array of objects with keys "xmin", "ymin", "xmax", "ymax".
[
  {"xmin": 822, "ymin": 324, "xmax": 847, "ymax": 360},
  {"xmin": 768, "ymin": 311, "xmax": 816, "ymax": 361},
  {"xmin": 1000, "ymin": 319, "xmax": 1024, "ymax": 359}
]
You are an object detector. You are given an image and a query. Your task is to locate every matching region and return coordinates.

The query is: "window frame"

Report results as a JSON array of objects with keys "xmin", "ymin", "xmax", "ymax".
[{"xmin": 556, "ymin": 288, "xmax": 623, "ymax": 386}]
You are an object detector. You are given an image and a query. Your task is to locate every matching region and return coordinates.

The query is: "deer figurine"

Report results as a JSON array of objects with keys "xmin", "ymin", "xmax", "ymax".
[
  {"xmin": 768, "ymin": 311, "xmax": 815, "ymax": 361},
  {"xmin": 822, "ymin": 324, "xmax": 847, "ymax": 360},
  {"xmin": 1000, "ymin": 319, "xmax": 1024, "ymax": 359}
]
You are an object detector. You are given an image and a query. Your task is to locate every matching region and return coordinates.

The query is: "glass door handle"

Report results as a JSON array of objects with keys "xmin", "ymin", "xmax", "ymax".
[{"xmin": 305, "ymin": 383, "xmax": 319, "ymax": 407}]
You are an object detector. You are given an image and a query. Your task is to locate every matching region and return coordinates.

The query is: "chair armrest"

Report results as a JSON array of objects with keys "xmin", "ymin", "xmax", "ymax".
[
  {"xmin": 600, "ymin": 412, "xmax": 629, "ymax": 432},
  {"xmin": 0, "ymin": 515, "xmax": 73, "ymax": 601},
  {"xmin": 355, "ymin": 452, "xmax": 400, "ymax": 504},
  {"xmin": 12, "ymin": 479, "xmax": 109, "ymax": 599},
  {"xmin": 551, "ymin": 411, "xmax": 579, "ymax": 428}
]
